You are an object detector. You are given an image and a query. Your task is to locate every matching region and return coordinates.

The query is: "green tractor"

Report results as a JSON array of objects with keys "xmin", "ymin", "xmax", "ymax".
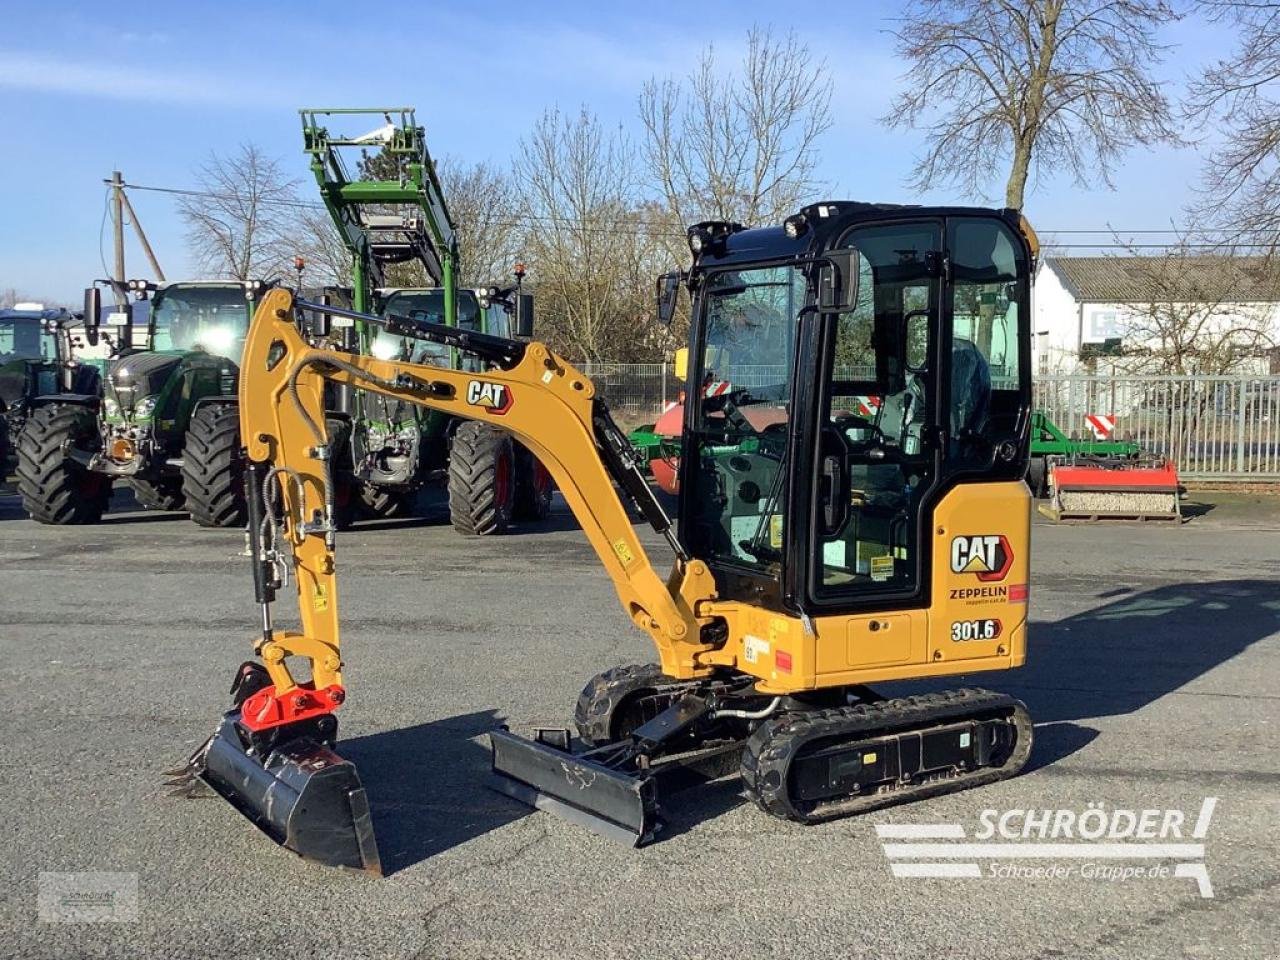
[
  {"xmin": 16, "ymin": 279, "xmax": 258, "ymax": 526},
  {"xmin": 301, "ymin": 107, "xmax": 551, "ymax": 534},
  {"xmin": 1, "ymin": 305, "xmax": 100, "ymax": 471},
  {"xmin": 366, "ymin": 282, "xmax": 551, "ymax": 530}
]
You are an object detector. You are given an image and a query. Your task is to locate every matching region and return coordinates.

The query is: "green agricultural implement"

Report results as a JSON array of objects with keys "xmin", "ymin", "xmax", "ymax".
[
  {"xmin": 1024, "ymin": 409, "xmax": 1140, "ymax": 498},
  {"xmin": 16, "ymin": 279, "xmax": 258, "ymax": 525},
  {"xmin": 300, "ymin": 107, "xmax": 549, "ymax": 533}
]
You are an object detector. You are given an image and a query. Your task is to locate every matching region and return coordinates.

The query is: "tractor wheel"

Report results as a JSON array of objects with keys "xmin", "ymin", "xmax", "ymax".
[
  {"xmin": 356, "ymin": 483, "xmax": 409, "ymax": 520},
  {"xmin": 1026, "ymin": 456, "xmax": 1048, "ymax": 499},
  {"xmin": 128, "ymin": 474, "xmax": 185, "ymax": 512},
  {"xmin": 15, "ymin": 403, "xmax": 110, "ymax": 524},
  {"xmin": 513, "ymin": 445, "xmax": 553, "ymax": 522},
  {"xmin": 182, "ymin": 403, "xmax": 246, "ymax": 528},
  {"xmin": 447, "ymin": 421, "xmax": 514, "ymax": 536}
]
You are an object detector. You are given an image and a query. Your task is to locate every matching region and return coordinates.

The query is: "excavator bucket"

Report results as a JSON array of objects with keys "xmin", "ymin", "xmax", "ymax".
[
  {"xmin": 172, "ymin": 713, "xmax": 382, "ymax": 875},
  {"xmin": 1039, "ymin": 455, "xmax": 1181, "ymax": 523}
]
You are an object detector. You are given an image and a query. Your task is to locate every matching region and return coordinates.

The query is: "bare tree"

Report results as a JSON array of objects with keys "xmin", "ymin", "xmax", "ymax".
[
  {"xmin": 179, "ymin": 144, "xmax": 301, "ymax": 280},
  {"xmin": 514, "ymin": 108, "xmax": 657, "ymax": 361},
  {"xmin": 884, "ymin": 0, "xmax": 1181, "ymax": 208},
  {"xmin": 292, "ymin": 207, "xmax": 352, "ymax": 288},
  {"xmin": 438, "ymin": 158, "xmax": 522, "ymax": 287},
  {"xmin": 1187, "ymin": 2, "xmax": 1280, "ymax": 250},
  {"xmin": 639, "ymin": 26, "xmax": 832, "ymax": 242},
  {"xmin": 1107, "ymin": 240, "xmax": 1278, "ymax": 375}
]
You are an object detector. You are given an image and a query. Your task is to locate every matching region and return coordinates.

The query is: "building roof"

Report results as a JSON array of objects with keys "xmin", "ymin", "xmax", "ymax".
[{"xmin": 1043, "ymin": 255, "xmax": 1280, "ymax": 304}]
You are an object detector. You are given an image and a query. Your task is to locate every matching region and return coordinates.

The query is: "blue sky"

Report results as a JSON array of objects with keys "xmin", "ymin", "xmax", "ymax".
[{"xmin": 0, "ymin": 0, "xmax": 1240, "ymax": 302}]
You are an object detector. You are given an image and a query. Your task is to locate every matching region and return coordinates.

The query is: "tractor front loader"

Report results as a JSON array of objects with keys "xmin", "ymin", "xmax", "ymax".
[
  {"xmin": 302, "ymin": 107, "xmax": 546, "ymax": 533},
  {"xmin": 170, "ymin": 201, "xmax": 1039, "ymax": 871}
]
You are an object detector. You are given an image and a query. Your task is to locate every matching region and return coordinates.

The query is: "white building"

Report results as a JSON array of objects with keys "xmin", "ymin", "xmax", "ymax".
[{"xmin": 1033, "ymin": 255, "xmax": 1280, "ymax": 374}]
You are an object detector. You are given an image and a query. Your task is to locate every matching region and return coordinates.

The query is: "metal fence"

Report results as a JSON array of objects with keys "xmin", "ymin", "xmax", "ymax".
[
  {"xmin": 579, "ymin": 363, "xmax": 1280, "ymax": 480},
  {"xmin": 1034, "ymin": 375, "xmax": 1280, "ymax": 480}
]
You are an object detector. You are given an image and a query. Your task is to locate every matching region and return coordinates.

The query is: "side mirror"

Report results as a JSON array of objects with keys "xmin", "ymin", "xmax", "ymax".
[
  {"xmin": 656, "ymin": 271, "xmax": 681, "ymax": 327},
  {"xmin": 673, "ymin": 347, "xmax": 689, "ymax": 381},
  {"xmin": 513, "ymin": 293, "xmax": 534, "ymax": 338},
  {"xmin": 816, "ymin": 249, "xmax": 861, "ymax": 313},
  {"xmin": 83, "ymin": 287, "xmax": 101, "ymax": 346}
]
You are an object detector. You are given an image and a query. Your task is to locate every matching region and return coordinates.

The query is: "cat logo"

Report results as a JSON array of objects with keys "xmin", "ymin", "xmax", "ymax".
[
  {"xmin": 949, "ymin": 534, "xmax": 1013, "ymax": 582},
  {"xmin": 465, "ymin": 380, "xmax": 513, "ymax": 415}
]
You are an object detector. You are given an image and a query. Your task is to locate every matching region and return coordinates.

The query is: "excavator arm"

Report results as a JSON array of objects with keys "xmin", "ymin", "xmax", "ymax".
[{"xmin": 239, "ymin": 288, "xmax": 717, "ymax": 726}]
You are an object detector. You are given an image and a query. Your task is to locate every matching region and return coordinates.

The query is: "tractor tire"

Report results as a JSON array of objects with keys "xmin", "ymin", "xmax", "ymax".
[
  {"xmin": 447, "ymin": 421, "xmax": 514, "ymax": 536},
  {"xmin": 1026, "ymin": 456, "xmax": 1047, "ymax": 499},
  {"xmin": 356, "ymin": 482, "xmax": 409, "ymax": 520},
  {"xmin": 15, "ymin": 403, "xmax": 111, "ymax": 524},
  {"xmin": 513, "ymin": 445, "xmax": 553, "ymax": 522},
  {"xmin": 128, "ymin": 474, "xmax": 185, "ymax": 512},
  {"xmin": 182, "ymin": 403, "xmax": 246, "ymax": 528}
]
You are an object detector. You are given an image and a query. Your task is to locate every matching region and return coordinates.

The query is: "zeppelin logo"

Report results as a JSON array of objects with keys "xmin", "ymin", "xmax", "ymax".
[
  {"xmin": 950, "ymin": 535, "xmax": 1013, "ymax": 582},
  {"xmin": 465, "ymin": 380, "xmax": 513, "ymax": 415}
]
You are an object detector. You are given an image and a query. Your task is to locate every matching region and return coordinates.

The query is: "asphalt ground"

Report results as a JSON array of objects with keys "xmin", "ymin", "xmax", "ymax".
[{"xmin": 1, "ymin": 485, "xmax": 1277, "ymax": 959}]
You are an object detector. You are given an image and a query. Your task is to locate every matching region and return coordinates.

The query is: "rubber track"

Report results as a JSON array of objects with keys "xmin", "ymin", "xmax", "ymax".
[
  {"xmin": 573, "ymin": 663, "xmax": 677, "ymax": 746},
  {"xmin": 129, "ymin": 473, "xmax": 185, "ymax": 511},
  {"xmin": 447, "ymin": 421, "xmax": 512, "ymax": 536},
  {"xmin": 741, "ymin": 687, "xmax": 1033, "ymax": 823},
  {"xmin": 182, "ymin": 403, "xmax": 246, "ymax": 528},
  {"xmin": 15, "ymin": 404, "xmax": 109, "ymax": 524}
]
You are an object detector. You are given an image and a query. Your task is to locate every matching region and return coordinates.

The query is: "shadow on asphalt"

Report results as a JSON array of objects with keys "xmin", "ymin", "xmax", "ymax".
[
  {"xmin": 345, "ymin": 580, "xmax": 1280, "ymax": 861},
  {"xmin": 341, "ymin": 710, "xmax": 529, "ymax": 875},
  {"xmin": 1179, "ymin": 500, "xmax": 1216, "ymax": 520},
  {"xmin": 96, "ymin": 510, "xmax": 192, "ymax": 524},
  {"xmin": 1011, "ymin": 578, "xmax": 1280, "ymax": 726}
]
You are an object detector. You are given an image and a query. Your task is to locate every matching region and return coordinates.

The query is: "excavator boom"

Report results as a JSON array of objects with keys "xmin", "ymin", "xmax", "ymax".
[{"xmin": 170, "ymin": 289, "xmax": 717, "ymax": 868}]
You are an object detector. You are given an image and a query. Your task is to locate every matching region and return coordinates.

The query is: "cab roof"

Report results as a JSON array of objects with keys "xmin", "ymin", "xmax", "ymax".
[{"xmin": 690, "ymin": 202, "xmax": 1025, "ymax": 271}]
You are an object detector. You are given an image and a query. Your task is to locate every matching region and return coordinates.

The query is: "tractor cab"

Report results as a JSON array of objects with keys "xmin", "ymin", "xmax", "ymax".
[
  {"xmin": 674, "ymin": 204, "xmax": 1034, "ymax": 614},
  {"xmin": 149, "ymin": 281, "xmax": 255, "ymax": 361},
  {"xmin": 373, "ymin": 286, "xmax": 533, "ymax": 372},
  {"xmin": 0, "ymin": 306, "xmax": 87, "ymax": 465}
]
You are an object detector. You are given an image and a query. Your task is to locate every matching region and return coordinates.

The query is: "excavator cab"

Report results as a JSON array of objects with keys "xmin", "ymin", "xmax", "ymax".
[{"xmin": 681, "ymin": 210, "xmax": 1032, "ymax": 616}]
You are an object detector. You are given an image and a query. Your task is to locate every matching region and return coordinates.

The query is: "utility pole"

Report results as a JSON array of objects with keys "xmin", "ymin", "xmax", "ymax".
[
  {"xmin": 120, "ymin": 189, "xmax": 166, "ymax": 281},
  {"xmin": 110, "ymin": 170, "xmax": 127, "ymax": 307}
]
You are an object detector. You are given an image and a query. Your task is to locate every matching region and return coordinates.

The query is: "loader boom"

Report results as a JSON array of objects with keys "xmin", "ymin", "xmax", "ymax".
[{"xmin": 240, "ymin": 288, "xmax": 715, "ymax": 711}]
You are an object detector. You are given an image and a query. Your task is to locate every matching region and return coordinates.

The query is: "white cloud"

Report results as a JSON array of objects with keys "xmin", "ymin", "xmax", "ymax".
[{"xmin": 0, "ymin": 50, "xmax": 290, "ymax": 107}]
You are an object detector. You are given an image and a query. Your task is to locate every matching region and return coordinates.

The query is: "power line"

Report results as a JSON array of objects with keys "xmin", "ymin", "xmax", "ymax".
[{"xmin": 117, "ymin": 178, "xmax": 1280, "ymax": 246}]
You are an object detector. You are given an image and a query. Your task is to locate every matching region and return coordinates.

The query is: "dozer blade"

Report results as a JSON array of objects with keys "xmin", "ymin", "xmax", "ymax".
[
  {"xmin": 490, "ymin": 729, "xmax": 660, "ymax": 846},
  {"xmin": 186, "ymin": 716, "xmax": 382, "ymax": 874}
]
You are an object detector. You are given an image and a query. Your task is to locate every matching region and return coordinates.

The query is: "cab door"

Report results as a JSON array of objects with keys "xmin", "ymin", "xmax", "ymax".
[
  {"xmin": 802, "ymin": 215, "xmax": 1032, "ymax": 614},
  {"xmin": 806, "ymin": 220, "xmax": 942, "ymax": 609}
]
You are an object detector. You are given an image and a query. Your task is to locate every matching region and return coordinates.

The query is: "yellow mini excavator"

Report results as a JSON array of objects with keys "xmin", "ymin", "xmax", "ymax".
[{"xmin": 170, "ymin": 203, "xmax": 1038, "ymax": 872}]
